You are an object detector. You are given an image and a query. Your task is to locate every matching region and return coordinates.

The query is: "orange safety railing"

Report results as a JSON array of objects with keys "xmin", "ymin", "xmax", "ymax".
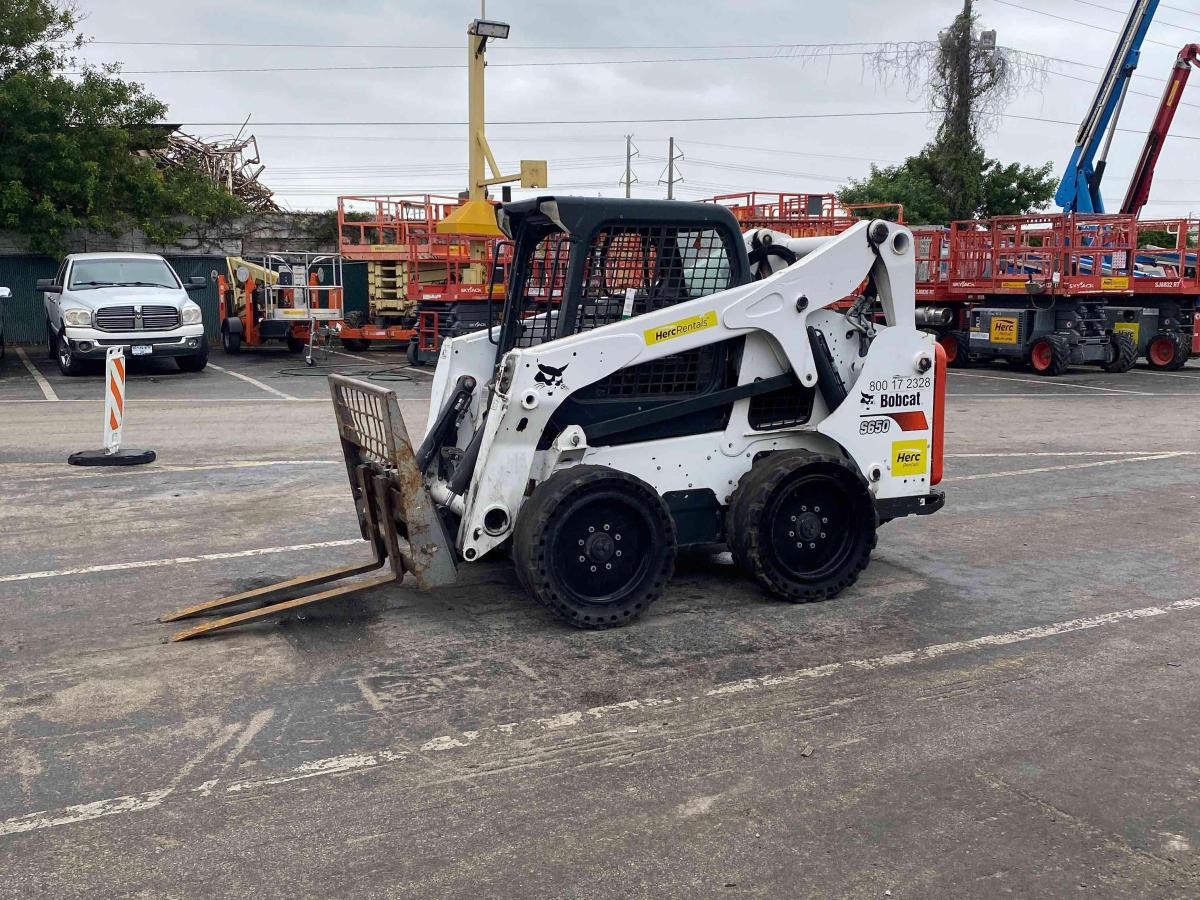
[{"xmin": 703, "ymin": 192, "xmax": 903, "ymax": 238}]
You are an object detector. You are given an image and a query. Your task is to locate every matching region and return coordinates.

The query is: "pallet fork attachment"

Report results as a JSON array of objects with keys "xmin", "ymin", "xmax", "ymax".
[{"xmin": 161, "ymin": 375, "xmax": 457, "ymax": 641}]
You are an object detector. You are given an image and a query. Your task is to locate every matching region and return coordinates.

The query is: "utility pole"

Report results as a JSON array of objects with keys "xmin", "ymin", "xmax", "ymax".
[
  {"xmin": 660, "ymin": 137, "xmax": 684, "ymax": 199},
  {"xmin": 621, "ymin": 134, "xmax": 639, "ymax": 198}
]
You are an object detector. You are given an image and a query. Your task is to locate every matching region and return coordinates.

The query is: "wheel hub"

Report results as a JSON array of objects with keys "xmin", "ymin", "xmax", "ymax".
[
  {"xmin": 796, "ymin": 512, "xmax": 822, "ymax": 541},
  {"xmin": 584, "ymin": 531, "xmax": 616, "ymax": 562}
]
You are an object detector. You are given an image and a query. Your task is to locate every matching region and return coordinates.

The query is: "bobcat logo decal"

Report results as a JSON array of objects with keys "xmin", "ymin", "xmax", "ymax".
[
  {"xmin": 859, "ymin": 391, "xmax": 875, "ymax": 408},
  {"xmin": 534, "ymin": 362, "xmax": 569, "ymax": 390}
]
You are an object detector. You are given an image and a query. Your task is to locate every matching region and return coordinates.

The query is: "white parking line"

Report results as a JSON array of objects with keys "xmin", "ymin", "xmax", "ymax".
[
  {"xmin": 1, "ymin": 459, "xmax": 341, "ymax": 484},
  {"xmin": 0, "ymin": 539, "xmax": 361, "ymax": 584},
  {"xmin": 947, "ymin": 450, "xmax": 1180, "ymax": 458},
  {"xmin": 949, "ymin": 451, "xmax": 1190, "ymax": 482},
  {"xmin": 947, "ymin": 370, "xmax": 1148, "ymax": 394},
  {"xmin": 206, "ymin": 363, "xmax": 298, "ymax": 400},
  {"xmin": 3, "ymin": 595, "xmax": 1197, "ymax": 837},
  {"xmin": 1123, "ymin": 367, "xmax": 1200, "ymax": 380},
  {"xmin": 15, "ymin": 347, "xmax": 59, "ymax": 402}
]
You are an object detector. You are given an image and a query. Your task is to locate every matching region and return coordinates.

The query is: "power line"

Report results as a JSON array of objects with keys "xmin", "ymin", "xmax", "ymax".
[
  {"xmin": 179, "ymin": 111, "xmax": 931, "ymax": 127},
  {"xmin": 986, "ymin": 0, "xmax": 1179, "ymax": 49},
  {"xmin": 65, "ymin": 48, "xmax": 908, "ymax": 75},
  {"xmin": 1064, "ymin": 0, "xmax": 1200, "ymax": 33},
  {"xmin": 67, "ymin": 39, "xmax": 923, "ymax": 51}
]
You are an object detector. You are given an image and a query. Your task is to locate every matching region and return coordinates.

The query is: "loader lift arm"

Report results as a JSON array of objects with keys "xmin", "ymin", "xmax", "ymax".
[{"xmin": 1121, "ymin": 42, "xmax": 1200, "ymax": 217}]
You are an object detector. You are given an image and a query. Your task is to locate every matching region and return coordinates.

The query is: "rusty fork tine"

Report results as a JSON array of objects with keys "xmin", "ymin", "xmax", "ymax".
[
  {"xmin": 159, "ymin": 556, "xmax": 385, "ymax": 623},
  {"xmin": 169, "ymin": 574, "xmax": 397, "ymax": 641}
]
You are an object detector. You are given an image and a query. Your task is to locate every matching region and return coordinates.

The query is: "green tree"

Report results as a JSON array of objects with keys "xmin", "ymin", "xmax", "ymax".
[
  {"xmin": 0, "ymin": 0, "xmax": 244, "ymax": 254},
  {"xmin": 839, "ymin": 0, "xmax": 1056, "ymax": 223}
]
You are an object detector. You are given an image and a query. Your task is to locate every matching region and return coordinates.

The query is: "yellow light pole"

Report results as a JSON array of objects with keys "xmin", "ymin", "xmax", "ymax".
[{"xmin": 437, "ymin": 17, "xmax": 548, "ymax": 248}]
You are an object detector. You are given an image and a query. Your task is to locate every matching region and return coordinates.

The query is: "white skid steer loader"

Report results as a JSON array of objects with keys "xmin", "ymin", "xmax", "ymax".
[{"xmin": 164, "ymin": 197, "xmax": 945, "ymax": 640}]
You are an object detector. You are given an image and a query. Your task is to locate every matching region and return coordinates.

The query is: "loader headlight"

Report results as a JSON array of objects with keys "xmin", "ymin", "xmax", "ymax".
[
  {"xmin": 181, "ymin": 302, "xmax": 203, "ymax": 325},
  {"xmin": 63, "ymin": 308, "xmax": 92, "ymax": 327}
]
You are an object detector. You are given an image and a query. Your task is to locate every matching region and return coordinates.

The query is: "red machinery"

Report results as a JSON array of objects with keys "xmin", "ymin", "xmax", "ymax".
[
  {"xmin": 913, "ymin": 214, "xmax": 1199, "ymax": 369},
  {"xmin": 704, "ymin": 191, "xmax": 904, "ymax": 236},
  {"xmin": 1122, "ymin": 43, "xmax": 1200, "ymax": 218},
  {"xmin": 336, "ymin": 194, "xmax": 510, "ymax": 361}
]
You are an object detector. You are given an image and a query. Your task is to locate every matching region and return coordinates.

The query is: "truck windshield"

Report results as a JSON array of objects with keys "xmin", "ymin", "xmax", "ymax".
[{"xmin": 69, "ymin": 258, "xmax": 180, "ymax": 290}]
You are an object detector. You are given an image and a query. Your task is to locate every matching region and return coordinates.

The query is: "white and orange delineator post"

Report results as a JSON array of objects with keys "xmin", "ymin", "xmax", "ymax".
[{"xmin": 68, "ymin": 347, "xmax": 156, "ymax": 466}]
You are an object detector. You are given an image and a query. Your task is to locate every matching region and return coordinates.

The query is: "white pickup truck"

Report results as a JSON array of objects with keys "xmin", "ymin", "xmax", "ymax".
[{"xmin": 40, "ymin": 252, "xmax": 209, "ymax": 376}]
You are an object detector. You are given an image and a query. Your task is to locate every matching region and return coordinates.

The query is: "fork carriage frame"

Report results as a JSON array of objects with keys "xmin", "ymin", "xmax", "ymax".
[{"xmin": 161, "ymin": 376, "xmax": 456, "ymax": 641}]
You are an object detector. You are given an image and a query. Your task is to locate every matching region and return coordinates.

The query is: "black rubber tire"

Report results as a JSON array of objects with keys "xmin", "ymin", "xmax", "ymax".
[
  {"xmin": 176, "ymin": 341, "xmax": 209, "ymax": 372},
  {"xmin": 55, "ymin": 331, "xmax": 85, "ymax": 376},
  {"xmin": 221, "ymin": 328, "xmax": 242, "ymax": 354},
  {"xmin": 727, "ymin": 450, "xmax": 877, "ymax": 603},
  {"xmin": 46, "ymin": 320, "xmax": 56, "ymax": 359},
  {"xmin": 1029, "ymin": 334, "xmax": 1071, "ymax": 376},
  {"xmin": 406, "ymin": 340, "xmax": 422, "ymax": 366},
  {"xmin": 342, "ymin": 338, "xmax": 370, "ymax": 352},
  {"xmin": 512, "ymin": 465, "xmax": 676, "ymax": 629},
  {"xmin": 1146, "ymin": 331, "xmax": 1190, "ymax": 371},
  {"xmin": 1101, "ymin": 331, "xmax": 1137, "ymax": 373},
  {"xmin": 941, "ymin": 331, "xmax": 973, "ymax": 368},
  {"xmin": 286, "ymin": 335, "xmax": 306, "ymax": 354}
]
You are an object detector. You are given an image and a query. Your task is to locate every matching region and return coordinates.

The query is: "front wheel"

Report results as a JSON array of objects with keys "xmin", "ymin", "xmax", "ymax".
[
  {"xmin": 513, "ymin": 466, "xmax": 676, "ymax": 629},
  {"xmin": 1029, "ymin": 334, "xmax": 1070, "ymax": 376},
  {"xmin": 221, "ymin": 328, "xmax": 242, "ymax": 354},
  {"xmin": 939, "ymin": 331, "xmax": 972, "ymax": 368},
  {"xmin": 727, "ymin": 451, "xmax": 877, "ymax": 603},
  {"xmin": 176, "ymin": 343, "xmax": 209, "ymax": 372},
  {"xmin": 56, "ymin": 331, "xmax": 86, "ymax": 376}
]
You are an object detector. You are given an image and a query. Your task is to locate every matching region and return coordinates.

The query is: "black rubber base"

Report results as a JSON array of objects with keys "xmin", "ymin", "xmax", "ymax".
[{"xmin": 68, "ymin": 448, "xmax": 157, "ymax": 467}]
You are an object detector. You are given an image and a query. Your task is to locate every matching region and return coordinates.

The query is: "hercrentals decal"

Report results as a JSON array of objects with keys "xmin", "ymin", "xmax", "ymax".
[
  {"xmin": 891, "ymin": 440, "xmax": 928, "ymax": 476},
  {"xmin": 644, "ymin": 310, "xmax": 718, "ymax": 346}
]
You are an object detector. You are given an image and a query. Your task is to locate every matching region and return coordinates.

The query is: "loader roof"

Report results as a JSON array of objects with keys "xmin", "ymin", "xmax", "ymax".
[{"xmin": 498, "ymin": 195, "xmax": 744, "ymax": 240}]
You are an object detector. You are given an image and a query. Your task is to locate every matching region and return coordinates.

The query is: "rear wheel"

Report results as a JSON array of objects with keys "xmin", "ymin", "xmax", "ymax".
[
  {"xmin": 406, "ymin": 340, "xmax": 423, "ymax": 366},
  {"xmin": 1101, "ymin": 331, "xmax": 1137, "ymax": 373},
  {"xmin": 46, "ymin": 320, "xmax": 56, "ymax": 359},
  {"xmin": 727, "ymin": 451, "xmax": 877, "ymax": 603},
  {"xmin": 1146, "ymin": 331, "xmax": 1189, "ymax": 371},
  {"xmin": 286, "ymin": 335, "xmax": 305, "ymax": 354},
  {"xmin": 221, "ymin": 327, "xmax": 242, "ymax": 354},
  {"xmin": 1029, "ymin": 334, "xmax": 1070, "ymax": 376},
  {"xmin": 513, "ymin": 466, "xmax": 676, "ymax": 629},
  {"xmin": 176, "ymin": 340, "xmax": 209, "ymax": 372}
]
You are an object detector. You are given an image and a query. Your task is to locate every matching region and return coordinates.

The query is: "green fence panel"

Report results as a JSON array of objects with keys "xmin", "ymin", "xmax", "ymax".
[{"xmin": 0, "ymin": 256, "xmax": 58, "ymax": 344}]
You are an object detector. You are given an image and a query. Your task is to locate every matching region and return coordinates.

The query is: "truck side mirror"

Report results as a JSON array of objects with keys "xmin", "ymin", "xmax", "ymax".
[
  {"xmin": 185, "ymin": 277, "xmax": 207, "ymax": 292},
  {"xmin": 35, "ymin": 279, "xmax": 63, "ymax": 292},
  {"xmin": 0, "ymin": 287, "xmax": 11, "ymax": 300}
]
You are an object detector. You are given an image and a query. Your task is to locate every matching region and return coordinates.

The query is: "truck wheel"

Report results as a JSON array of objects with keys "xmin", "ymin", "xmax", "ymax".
[
  {"xmin": 1029, "ymin": 335, "xmax": 1070, "ymax": 376},
  {"xmin": 55, "ymin": 331, "xmax": 85, "ymax": 376},
  {"xmin": 727, "ymin": 451, "xmax": 877, "ymax": 603},
  {"xmin": 939, "ymin": 331, "xmax": 972, "ymax": 368},
  {"xmin": 176, "ymin": 340, "xmax": 209, "ymax": 372},
  {"xmin": 1146, "ymin": 332, "xmax": 1189, "ymax": 371},
  {"xmin": 221, "ymin": 328, "xmax": 241, "ymax": 354},
  {"xmin": 406, "ymin": 340, "xmax": 423, "ymax": 366},
  {"xmin": 512, "ymin": 466, "xmax": 676, "ymax": 629},
  {"xmin": 46, "ymin": 320, "xmax": 57, "ymax": 359},
  {"xmin": 286, "ymin": 335, "xmax": 305, "ymax": 354}
]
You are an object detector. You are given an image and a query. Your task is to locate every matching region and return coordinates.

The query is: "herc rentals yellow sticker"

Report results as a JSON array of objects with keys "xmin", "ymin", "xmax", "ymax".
[
  {"xmin": 989, "ymin": 316, "xmax": 1018, "ymax": 344},
  {"xmin": 892, "ymin": 440, "xmax": 928, "ymax": 476},
  {"xmin": 1114, "ymin": 320, "xmax": 1140, "ymax": 344},
  {"xmin": 1101, "ymin": 276, "xmax": 1130, "ymax": 291},
  {"xmin": 644, "ymin": 310, "xmax": 718, "ymax": 345}
]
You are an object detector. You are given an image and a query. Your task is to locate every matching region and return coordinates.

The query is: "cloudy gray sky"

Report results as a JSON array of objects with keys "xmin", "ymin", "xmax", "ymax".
[{"xmin": 72, "ymin": 0, "xmax": 1200, "ymax": 219}]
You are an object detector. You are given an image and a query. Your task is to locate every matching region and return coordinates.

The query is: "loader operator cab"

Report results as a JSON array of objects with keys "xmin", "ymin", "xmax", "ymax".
[
  {"xmin": 492, "ymin": 197, "xmax": 766, "ymax": 446},
  {"xmin": 495, "ymin": 197, "xmax": 750, "ymax": 353}
]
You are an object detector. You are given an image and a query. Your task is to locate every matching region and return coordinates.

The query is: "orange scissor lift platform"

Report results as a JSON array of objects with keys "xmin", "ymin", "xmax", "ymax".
[{"xmin": 336, "ymin": 194, "xmax": 510, "ymax": 355}]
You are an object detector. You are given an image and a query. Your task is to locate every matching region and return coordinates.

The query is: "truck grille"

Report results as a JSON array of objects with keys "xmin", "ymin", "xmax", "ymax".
[{"xmin": 94, "ymin": 304, "xmax": 181, "ymax": 332}]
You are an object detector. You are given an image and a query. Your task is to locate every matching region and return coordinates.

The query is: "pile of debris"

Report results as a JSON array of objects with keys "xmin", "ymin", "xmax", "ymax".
[{"xmin": 144, "ymin": 131, "xmax": 279, "ymax": 212}]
